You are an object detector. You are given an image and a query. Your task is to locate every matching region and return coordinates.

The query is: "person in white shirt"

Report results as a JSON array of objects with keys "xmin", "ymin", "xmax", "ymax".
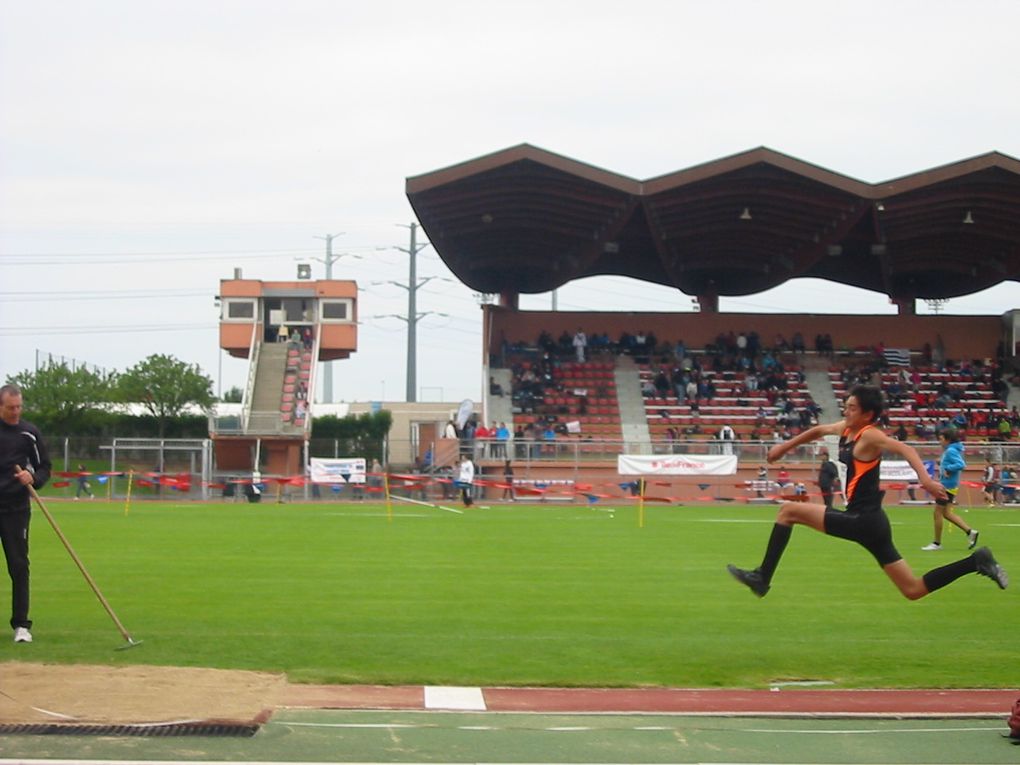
[
  {"xmin": 718, "ymin": 424, "xmax": 735, "ymax": 455},
  {"xmin": 457, "ymin": 455, "xmax": 475, "ymax": 507},
  {"xmin": 572, "ymin": 329, "xmax": 587, "ymax": 363},
  {"xmin": 982, "ymin": 458, "xmax": 1000, "ymax": 506}
]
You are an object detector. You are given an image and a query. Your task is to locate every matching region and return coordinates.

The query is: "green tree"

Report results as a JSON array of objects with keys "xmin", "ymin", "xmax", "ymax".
[
  {"xmin": 312, "ymin": 410, "xmax": 393, "ymax": 440},
  {"xmin": 118, "ymin": 354, "xmax": 215, "ymax": 438},
  {"xmin": 9, "ymin": 362, "xmax": 117, "ymax": 434},
  {"xmin": 310, "ymin": 410, "xmax": 392, "ymax": 463},
  {"xmin": 221, "ymin": 385, "xmax": 244, "ymax": 403}
]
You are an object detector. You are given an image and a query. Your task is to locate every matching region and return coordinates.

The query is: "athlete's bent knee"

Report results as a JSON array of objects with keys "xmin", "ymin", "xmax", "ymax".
[
  {"xmin": 776, "ymin": 501, "xmax": 819, "ymax": 526},
  {"xmin": 776, "ymin": 502, "xmax": 798, "ymax": 524}
]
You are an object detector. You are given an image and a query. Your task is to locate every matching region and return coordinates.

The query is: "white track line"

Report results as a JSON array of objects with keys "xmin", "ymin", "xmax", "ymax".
[
  {"xmin": 0, "ymin": 761, "xmax": 1002, "ymax": 765},
  {"xmin": 697, "ymin": 518, "xmax": 776, "ymax": 523},
  {"xmin": 4, "ymin": 763, "xmax": 1005, "ymax": 765},
  {"xmin": 323, "ymin": 512, "xmax": 429, "ymax": 518},
  {"xmin": 389, "ymin": 494, "xmax": 464, "ymax": 514},
  {"xmin": 739, "ymin": 725, "xmax": 1001, "ymax": 734},
  {"xmin": 284, "ymin": 722, "xmax": 422, "ymax": 729},
  {"xmin": 275, "ymin": 719, "xmax": 1005, "ymax": 735}
]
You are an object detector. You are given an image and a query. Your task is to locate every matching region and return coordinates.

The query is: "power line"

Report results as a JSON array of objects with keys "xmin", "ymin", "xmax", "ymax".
[
  {"xmin": 0, "ymin": 323, "xmax": 214, "ymax": 337},
  {"xmin": 0, "ymin": 250, "xmax": 322, "ymax": 267},
  {"xmin": 0, "ymin": 289, "xmax": 211, "ymax": 302},
  {"xmin": 0, "ymin": 246, "xmax": 321, "ymax": 259},
  {"xmin": 0, "ymin": 241, "xmax": 404, "ymax": 261}
]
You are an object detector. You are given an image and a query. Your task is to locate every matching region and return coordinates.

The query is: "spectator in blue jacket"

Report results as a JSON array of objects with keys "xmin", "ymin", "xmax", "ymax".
[{"xmin": 922, "ymin": 428, "xmax": 979, "ymax": 551}]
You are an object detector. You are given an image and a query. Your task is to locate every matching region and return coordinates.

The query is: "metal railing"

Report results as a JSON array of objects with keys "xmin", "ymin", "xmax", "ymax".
[
  {"xmin": 34, "ymin": 434, "xmax": 1020, "ymax": 504},
  {"xmin": 49, "ymin": 433, "xmax": 1020, "ymax": 469},
  {"xmin": 302, "ymin": 329, "xmax": 321, "ymax": 438},
  {"xmin": 431, "ymin": 437, "xmax": 1020, "ymax": 468},
  {"xmin": 240, "ymin": 322, "xmax": 261, "ymax": 432}
]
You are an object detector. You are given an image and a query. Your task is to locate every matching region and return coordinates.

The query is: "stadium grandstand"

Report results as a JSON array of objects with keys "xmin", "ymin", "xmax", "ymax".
[{"xmin": 400, "ymin": 145, "xmax": 1020, "ymax": 504}]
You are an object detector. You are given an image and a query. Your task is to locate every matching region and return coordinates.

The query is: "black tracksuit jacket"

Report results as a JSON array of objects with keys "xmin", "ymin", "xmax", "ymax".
[{"xmin": 0, "ymin": 418, "xmax": 51, "ymax": 512}]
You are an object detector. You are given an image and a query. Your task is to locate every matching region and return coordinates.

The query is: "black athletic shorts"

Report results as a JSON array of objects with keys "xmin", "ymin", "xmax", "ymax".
[
  {"xmin": 824, "ymin": 501, "xmax": 901, "ymax": 567},
  {"xmin": 935, "ymin": 488, "xmax": 957, "ymax": 509}
]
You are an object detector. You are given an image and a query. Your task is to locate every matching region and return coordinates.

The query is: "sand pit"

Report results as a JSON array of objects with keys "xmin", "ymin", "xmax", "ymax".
[{"xmin": 0, "ymin": 661, "xmax": 285, "ymax": 732}]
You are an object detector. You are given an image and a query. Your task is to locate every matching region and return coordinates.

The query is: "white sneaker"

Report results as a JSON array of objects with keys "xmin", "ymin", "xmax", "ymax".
[
  {"xmin": 967, "ymin": 529, "xmax": 979, "ymax": 549},
  {"xmin": 921, "ymin": 542, "xmax": 942, "ymax": 551},
  {"xmin": 13, "ymin": 627, "xmax": 32, "ymax": 643}
]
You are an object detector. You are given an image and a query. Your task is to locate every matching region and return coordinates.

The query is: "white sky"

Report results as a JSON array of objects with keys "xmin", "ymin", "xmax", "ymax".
[{"xmin": 2, "ymin": 0, "xmax": 1018, "ymax": 404}]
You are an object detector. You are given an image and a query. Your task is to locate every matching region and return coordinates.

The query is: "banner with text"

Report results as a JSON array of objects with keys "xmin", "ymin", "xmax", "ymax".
[
  {"xmin": 618, "ymin": 454, "xmax": 738, "ymax": 476},
  {"xmin": 881, "ymin": 460, "xmax": 936, "ymax": 482},
  {"xmin": 310, "ymin": 457, "xmax": 366, "ymax": 484}
]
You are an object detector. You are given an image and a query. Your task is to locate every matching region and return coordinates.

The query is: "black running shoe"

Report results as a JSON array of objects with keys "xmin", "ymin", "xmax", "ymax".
[
  {"xmin": 727, "ymin": 564, "xmax": 770, "ymax": 597},
  {"xmin": 973, "ymin": 547, "xmax": 1008, "ymax": 589}
]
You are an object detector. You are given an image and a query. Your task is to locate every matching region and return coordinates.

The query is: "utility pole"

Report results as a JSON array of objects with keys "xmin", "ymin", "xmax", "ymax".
[
  {"xmin": 374, "ymin": 223, "xmax": 449, "ymax": 402},
  {"xmin": 312, "ymin": 232, "xmax": 345, "ymax": 403},
  {"xmin": 396, "ymin": 223, "xmax": 432, "ymax": 402}
]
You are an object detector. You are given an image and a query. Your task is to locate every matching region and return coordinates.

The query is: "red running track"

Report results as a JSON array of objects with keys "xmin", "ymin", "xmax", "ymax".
[{"xmin": 283, "ymin": 684, "xmax": 1016, "ymax": 717}]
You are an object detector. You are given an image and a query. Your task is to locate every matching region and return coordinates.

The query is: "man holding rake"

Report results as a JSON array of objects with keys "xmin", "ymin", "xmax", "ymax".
[{"xmin": 0, "ymin": 383, "xmax": 51, "ymax": 643}]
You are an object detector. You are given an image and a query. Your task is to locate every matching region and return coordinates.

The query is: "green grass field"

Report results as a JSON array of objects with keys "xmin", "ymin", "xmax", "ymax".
[{"xmin": 3, "ymin": 498, "xmax": 1016, "ymax": 689}]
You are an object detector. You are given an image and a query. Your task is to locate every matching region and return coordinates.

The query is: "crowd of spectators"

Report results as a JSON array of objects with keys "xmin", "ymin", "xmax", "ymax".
[
  {"xmin": 444, "ymin": 417, "xmax": 514, "ymax": 460},
  {"xmin": 639, "ymin": 328, "xmax": 824, "ymax": 441},
  {"xmin": 505, "ymin": 346, "xmax": 617, "ymax": 447},
  {"xmin": 282, "ymin": 330, "xmax": 314, "ymax": 424},
  {"xmin": 501, "ymin": 328, "xmax": 834, "ymax": 367},
  {"xmin": 835, "ymin": 355, "xmax": 1017, "ymax": 441},
  {"xmin": 500, "ymin": 326, "xmax": 833, "ymax": 445},
  {"xmin": 492, "ymin": 327, "xmax": 1018, "ymax": 449},
  {"xmin": 985, "ymin": 462, "xmax": 1018, "ymax": 504},
  {"xmin": 530, "ymin": 328, "xmax": 665, "ymax": 359}
]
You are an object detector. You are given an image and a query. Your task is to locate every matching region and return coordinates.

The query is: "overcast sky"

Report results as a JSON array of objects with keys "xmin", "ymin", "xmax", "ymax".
[{"xmin": 2, "ymin": 0, "xmax": 1018, "ymax": 405}]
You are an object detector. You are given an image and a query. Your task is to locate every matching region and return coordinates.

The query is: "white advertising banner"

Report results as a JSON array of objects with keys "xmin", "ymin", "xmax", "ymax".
[
  {"xmin": 617, "ymin": 454, "xmax": 738, "ymax": 476},
  {"xmin": 880, "ymin": 460, "xmax": 919, "ymax": 481},
  {"xmin": 310, "ymin": 457, "xmax": 366, "ymax": 484},
  {"xmin": 880, "ymin": 460, "xmax": 937, "ymax": 481}
]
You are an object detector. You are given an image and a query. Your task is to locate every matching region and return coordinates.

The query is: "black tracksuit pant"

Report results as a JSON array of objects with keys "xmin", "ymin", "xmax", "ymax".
[{"xmin": 0, "ymin": 507, "xmax": 31, "ymax": 630}]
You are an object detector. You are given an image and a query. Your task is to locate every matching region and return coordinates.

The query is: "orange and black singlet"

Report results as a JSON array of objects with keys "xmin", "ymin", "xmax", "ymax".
[
  {"xmin": 838, "ymin": 424, "xmax": 883, "ymax": 512},
  {"xmin": 826, "ymin": 424, "xmax": 901, "ymax": 565}
]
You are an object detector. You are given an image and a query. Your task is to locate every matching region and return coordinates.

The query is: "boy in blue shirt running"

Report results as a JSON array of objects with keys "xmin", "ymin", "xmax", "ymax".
[{"xmin": 921, "ymin": 428, "xmax": 978, "ymax": 551}]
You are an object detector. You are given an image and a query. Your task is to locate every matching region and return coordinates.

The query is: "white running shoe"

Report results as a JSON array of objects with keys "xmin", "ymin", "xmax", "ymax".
[
  {"xmin": 921, "ymin": 542, "xmax": 942, "ymax": 551},
  {"xmin": 967, "ymin": 529, "xmax": 979, "ymax": 549},
  {"xmin": 13, "ymin": 627, "xmax": 32, "ymax": 643}
]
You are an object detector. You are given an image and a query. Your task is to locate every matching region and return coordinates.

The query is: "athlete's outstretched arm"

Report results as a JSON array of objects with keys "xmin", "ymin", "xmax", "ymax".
[
  {"xmin": 861, "ymin": 428, "xmax": 948, "ymax": 501},
  {"xmin": 767, "ymin": 420, "xmax": 844, "ymax": 463}
]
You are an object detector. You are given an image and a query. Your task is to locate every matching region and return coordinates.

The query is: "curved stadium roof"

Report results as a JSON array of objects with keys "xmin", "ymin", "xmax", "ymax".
[{"xmin": 406, "ymin": 145, "xmax": 1020, "ymax": 303}]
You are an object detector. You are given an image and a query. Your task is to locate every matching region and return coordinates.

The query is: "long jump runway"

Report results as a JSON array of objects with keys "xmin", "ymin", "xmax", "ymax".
[
  {"xmin": 284, "ymin": 684, "xmax": 1017, "ymax": 717},
  {"xmin": 1, "ymin": 686, "xmax": 1017, "ymax": 764}
]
